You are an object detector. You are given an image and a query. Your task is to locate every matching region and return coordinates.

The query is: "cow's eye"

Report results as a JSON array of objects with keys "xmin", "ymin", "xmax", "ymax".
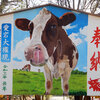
[
  {"xmin": 50, "ymin": 25, "xmax": 56, "ymax": 29},
  {"xmin": 28, "ymin": 22, "xmax": 34, "ymax": 34},
  {"xmin": 29, "ymin": 22, "xmax": 33, "ymax": 30}
]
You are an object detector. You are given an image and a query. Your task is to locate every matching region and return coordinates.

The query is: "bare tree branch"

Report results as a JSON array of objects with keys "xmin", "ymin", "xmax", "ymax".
[
  {"xmin": 67, "ymin": 0, "xmax": 71, "ymax": 8},
  {"xmin": 0, "ymin": 0, "xmax": 99, "ymax": 14},
  {"xmin": 73, "ymin": 0, "xmax": 75, "ymax": 9},
  {"xmin": 77, "ymin": 0, "xmax": 81, "ymax": 10},
  {"xmin": 65, "ymin": 0, "xmax": 67, "ymax": 7}
]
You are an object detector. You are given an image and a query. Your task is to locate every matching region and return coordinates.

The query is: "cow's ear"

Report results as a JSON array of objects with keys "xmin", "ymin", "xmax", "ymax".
[
  {"xmin": 58, "ymin": 12, "xmax": 76, "ymax": 26},
  {"xmin": 15, "ymin": 18, "xmax": 30, "ymax": 31}
]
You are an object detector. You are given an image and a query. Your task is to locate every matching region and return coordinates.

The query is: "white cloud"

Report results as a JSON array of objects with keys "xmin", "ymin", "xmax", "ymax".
[
  {"xmin": 69, "ymin": 33, "xmax": 82, "ymax": 46},
  {"xmin": 80, "ymin": 26, "xmax": 88, "ymax": 36},
  {"xmin": 13, "ymin": 37, "xmax": 30, "ymax": 61},
  {"xmin": 80, "ymin": 26, "xmax": 88, "ymax": 41},
  {"xmin": 62, "ymin": 24, "xmax": 77, "ymax": 30},
  {"xmin": 69, "ymin": 25, "xmax": 88, "ymax": 46},
  {"xmin": 13, "ymin": 61, "xmax": 29, "ymax": 69},
  {"xmin": 83, "ymin": 66, "xmax": 87, "ymax": 70}
]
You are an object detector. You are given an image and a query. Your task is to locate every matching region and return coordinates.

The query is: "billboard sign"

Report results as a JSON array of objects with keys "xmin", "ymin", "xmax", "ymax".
[{"xmin": 0, "ymin": 4, "xmax": 100, "ymax": 96}]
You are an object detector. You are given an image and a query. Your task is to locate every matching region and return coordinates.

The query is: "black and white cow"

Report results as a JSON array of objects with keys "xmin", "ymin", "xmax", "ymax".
[{"xmin": 15, "ymin": 8, "xmax": 78, "ymax": 95}]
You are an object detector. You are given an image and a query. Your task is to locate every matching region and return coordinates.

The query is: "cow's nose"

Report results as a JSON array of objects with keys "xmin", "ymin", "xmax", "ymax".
[{"xmin": 35, "ymin": 46, "xmax": 41, "ymax": 50}]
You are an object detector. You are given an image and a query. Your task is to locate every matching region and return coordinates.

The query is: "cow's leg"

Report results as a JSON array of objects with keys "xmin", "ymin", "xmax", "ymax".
[
  {"xmin": 44, "ymin": 64, "xmax": 53, "ymax": 94},
  {"xmin": 61, "ymin": 67, "xmax": 72, "ymax": 95}
]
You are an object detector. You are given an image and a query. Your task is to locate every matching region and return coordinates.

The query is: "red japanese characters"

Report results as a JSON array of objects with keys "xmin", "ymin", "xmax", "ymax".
[
  {"xmin": 88, "ymin": 78, "xmax": 100, "ymax": 91},
  {"xmin": 90, "ymin": 51, "xmax": 100, "ymax": 71},
  {"xmin": 88, "ymin": 27, "xmax": 100, "ymax": 93},
  {"xmin": 91, "ymin": 27, "xmax": 100, "ymax": 48}
]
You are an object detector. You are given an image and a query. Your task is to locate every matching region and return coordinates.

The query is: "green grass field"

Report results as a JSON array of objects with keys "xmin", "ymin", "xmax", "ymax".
[{"xmin": 13, "ymin": 69, "xmax": 87, "ymax": 95}]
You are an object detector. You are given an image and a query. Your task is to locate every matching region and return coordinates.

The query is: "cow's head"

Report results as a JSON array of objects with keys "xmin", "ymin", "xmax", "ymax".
[{"xmin": 15, "ymin": 8, "xmax": 76, "ymax": 66}]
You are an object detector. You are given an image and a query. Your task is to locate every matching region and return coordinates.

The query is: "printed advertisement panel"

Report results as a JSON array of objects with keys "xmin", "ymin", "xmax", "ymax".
[
  {"xmin": 87, "ymin": 15, "xmax": 100, "ymax": 96},
  {"xmin": 0, "ymin": 14, "xmax": 13, "ymax": 95},
  {"xmin": 0, "ymin": 5, "xmax": 99, "ymax": 96}
]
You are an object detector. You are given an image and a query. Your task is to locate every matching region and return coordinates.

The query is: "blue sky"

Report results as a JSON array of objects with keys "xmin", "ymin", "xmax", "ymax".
[{"xmin": 13, "ymin": 5, "xmax": 88, "ymax": 72}]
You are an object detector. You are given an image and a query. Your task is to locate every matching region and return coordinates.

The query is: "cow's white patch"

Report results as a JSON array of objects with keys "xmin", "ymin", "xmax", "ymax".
[
  {"xmin": 30, "ymin": 8, "xmax": 51, "ymax": 59},
  {"xmin": 72, "ymin": 49, "xmax": 78, "ymax": 69},
  {"xmin": 53, "ymin": 46, "xmax": 57, "ymax": 53},
  {"xmin": 57, "ymin": 57, "xmax": 72, "ymax": 94},
  {"xmin": 46, "ymin": 57, "xmax": 54, "ymax": 72}
]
